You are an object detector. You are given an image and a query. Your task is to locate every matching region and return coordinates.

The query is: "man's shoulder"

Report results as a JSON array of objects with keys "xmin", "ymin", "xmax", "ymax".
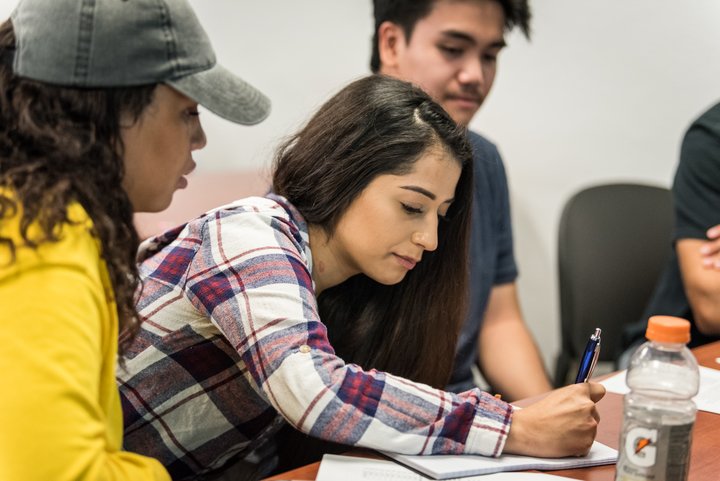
[
  {"xmin": 466, "ymin": 129, "xmax": 507, "ymax": 181},
  {"xmin": 466, "ymin": 129, "xmax": 500, "ymax": 156},
  {"xmin": 696, "ymin": 101, "xmax": 720, "ymax": 125},
  {"xmin": 678, "ymin": 102, "xmax": 720, "ymax": 174},
  {"xmin": 686, "ymin": 101, "xmax": 720, "ymax": 140}
]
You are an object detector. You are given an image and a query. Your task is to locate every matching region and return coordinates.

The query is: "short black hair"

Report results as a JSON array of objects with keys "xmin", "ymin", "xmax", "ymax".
[{"xmin": 370, "ymin": 0, "xmax": 531, "ymax": 72}]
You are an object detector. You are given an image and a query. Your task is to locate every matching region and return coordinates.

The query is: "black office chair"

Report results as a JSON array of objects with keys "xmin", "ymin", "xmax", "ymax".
[{"xmin": 554, "ymin": 183, "xmax": 673, "ymax": 386}]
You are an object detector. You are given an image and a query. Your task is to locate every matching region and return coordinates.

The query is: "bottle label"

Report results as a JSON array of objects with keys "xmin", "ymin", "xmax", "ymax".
[{"xmin": 615, "ymin": 421, "xmax": 693, "ymax": 481}]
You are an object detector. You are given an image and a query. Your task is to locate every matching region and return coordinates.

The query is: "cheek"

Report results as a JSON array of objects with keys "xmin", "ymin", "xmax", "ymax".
[
  {"xmin": 152, "ymin": 127, "xmax": 188, "ymax": 171},
  {"xmin": 344, "ymin": 205, "xmax": 394, "ymax": 253},
  {"xmin": 365, "ymin": 208, "xmax": 409, "ymax": 251},
  {"xmin": 483, "ymin": 65, "xmax": 497, "ymax": 92},
  {"xmin": 401, "ymin": 52, "xmax": 449, "ymax": 96}
]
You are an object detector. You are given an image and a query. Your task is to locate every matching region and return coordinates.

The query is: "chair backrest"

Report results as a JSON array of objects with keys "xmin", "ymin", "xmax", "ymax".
[{"xmin": 556, "ymin": 183, "xmax": 673, "ymax": 383}]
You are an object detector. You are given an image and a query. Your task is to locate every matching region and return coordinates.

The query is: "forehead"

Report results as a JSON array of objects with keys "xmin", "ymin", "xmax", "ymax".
[
  {"xmin": 413, "ymin": 0, "xmax": 506, "ymax": 44},
  {"xmin": 398, "ymin": 144, "xmax": 462, "ymax": 182}
]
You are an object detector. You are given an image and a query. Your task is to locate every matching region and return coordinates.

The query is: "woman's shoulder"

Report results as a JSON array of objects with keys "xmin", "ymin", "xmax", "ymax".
[
  {"xmin": 138, "ymin": 194, "xmax": 309, "ymax": 264},
  {"xmin": 0, "ymin": 200, "xmax": 101, "ymax": 281},
  {"xmin": 186, "ymin": 194, "xmax": 307, "ymax": 240},
  {"xmin": 204, "ymin": 194, "xmax": 302, "ymax": 222}
]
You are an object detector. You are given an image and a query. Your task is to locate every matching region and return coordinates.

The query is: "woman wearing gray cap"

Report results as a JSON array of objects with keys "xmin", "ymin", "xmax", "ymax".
[{"xmin": 0, "ymin": 1, "xmax": 270, "ymax": 480}]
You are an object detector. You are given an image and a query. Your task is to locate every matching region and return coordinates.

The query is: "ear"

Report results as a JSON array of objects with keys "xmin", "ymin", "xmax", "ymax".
[{"xmin": 377, "ymin": 21, "xmax": 406, "ymax": 73}]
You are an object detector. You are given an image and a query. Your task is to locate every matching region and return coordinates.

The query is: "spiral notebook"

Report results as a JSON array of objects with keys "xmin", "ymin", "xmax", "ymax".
[{"xmin": 382, "ymin": 441, "xmax": 617, "ymax": 480}]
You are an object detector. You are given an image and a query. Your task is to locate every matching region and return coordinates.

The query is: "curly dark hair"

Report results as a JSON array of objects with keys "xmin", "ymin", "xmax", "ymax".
[{"xmin": 0, "ymin": 20, "xmax": 155, "ymax": 351}]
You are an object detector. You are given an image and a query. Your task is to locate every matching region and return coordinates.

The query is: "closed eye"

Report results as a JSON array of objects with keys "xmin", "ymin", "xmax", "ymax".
[
  {"xmin": 401, "ymin": 203, "xmax": 424, "ymax": 215},
  {"xmin": 439, "ymin": 45, "xmax": 464, "ymax": 58}
]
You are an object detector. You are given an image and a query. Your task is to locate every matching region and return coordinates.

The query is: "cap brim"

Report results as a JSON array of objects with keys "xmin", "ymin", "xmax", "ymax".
[{"xmin": 167, "ymin": 63, "xmax": 271, "ymax": 125}]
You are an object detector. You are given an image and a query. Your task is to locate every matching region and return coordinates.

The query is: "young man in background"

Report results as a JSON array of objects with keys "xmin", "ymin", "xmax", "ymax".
[{"xmin": 371, "ymin": 0, "xmax": 552, "ymax": 398}]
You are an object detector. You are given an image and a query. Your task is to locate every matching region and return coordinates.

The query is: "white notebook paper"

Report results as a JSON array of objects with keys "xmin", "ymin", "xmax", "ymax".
[
  {"xmin": 600, "ymin": 366, "xmax": 720, "ymax": 415},
  {"xmin": 316, "ymin": 454, "xmax": 587, "ymax": 481},
  {"xmin": 382, "ymin": 441, "xmax": 617, "ymax": 480}
]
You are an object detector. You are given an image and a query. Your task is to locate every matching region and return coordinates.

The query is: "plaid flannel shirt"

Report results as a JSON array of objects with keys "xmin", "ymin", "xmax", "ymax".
[{"xmin": 118, "ymin": 195, "xmax": 513, "ymax": 480}]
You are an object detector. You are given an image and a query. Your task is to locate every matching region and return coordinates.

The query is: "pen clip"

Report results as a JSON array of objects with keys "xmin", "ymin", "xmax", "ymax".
[
  {"xmin": 585, "ymin": 328, "xmax": 601, "ymax": 382},
  {"xmin": 575, "ymin": 328, "xmax": 602, "ymax": 383}
]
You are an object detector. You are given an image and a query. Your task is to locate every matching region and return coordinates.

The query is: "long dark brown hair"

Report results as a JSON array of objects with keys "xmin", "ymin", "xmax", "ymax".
[
  {"xmin": 0, "ymin": 20, "xmax": 155, "ymax": 351},
  {"xmin": 273, "ymin": 75, "xmax": 473, "ymax": 388}
]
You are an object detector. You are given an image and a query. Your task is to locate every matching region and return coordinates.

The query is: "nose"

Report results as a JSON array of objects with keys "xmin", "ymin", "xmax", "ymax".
[
  {"xmin": 412, "ymin": 224, "xmax": 439, "ymax": 252},
  {"xmin": 457, "ymin": 56, "xmax": 483, "ymax": 87},
  {"xmin": 192, "ymin": 121, "xmax": 207, "ymax": 151}
]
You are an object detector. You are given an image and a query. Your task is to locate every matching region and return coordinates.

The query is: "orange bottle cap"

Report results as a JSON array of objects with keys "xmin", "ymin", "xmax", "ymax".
[{"xmin": 645, "ymin": 315, "xmax": 691, "ymax": 344}]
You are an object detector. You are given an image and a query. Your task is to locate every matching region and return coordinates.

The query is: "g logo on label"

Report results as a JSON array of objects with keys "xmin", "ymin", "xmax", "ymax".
[{"xmin": 624, "ymin": 427, "xmax": 657, "ymax": 467}]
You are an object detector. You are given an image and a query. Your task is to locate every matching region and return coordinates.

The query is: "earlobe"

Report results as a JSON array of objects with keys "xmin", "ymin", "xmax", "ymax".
[{"xmin": 377, "ymin": 21, "xmax": 403, "ymax": 72}]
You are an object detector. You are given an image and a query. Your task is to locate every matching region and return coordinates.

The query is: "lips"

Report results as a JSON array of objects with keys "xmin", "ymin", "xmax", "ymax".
[
  {"xmin": 183, "ymin": 160, "xmax": 197, "ymax": 177},
  {"xmin": 394, "ymin": 254, "xmax": 419, "ymax": 270},
  {"xmin": 177, "ymin": 161, "xmax": 196, "ymax": 189},
  {"xmin": 447, "ymin": 95, "xmax": 482, "ymax": 107}
]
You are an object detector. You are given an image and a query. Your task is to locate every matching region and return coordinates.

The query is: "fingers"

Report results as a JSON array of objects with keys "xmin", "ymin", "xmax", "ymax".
[
  {"xmin": 700, "ymin": 244, "xmax": 720, "ymax": 270},
  {"xmin": 505, "ymin": 384, "xmax": 602, "ymax": 458},
  {"xmin": 587, "ymin": 382, "xmax": 606, "ymax": 403},
  {"xmin": 566, "ymin": 383, "xmax": 601, "ymax": 456},
  {"xmin": 701, "ymin": 225, "xmax": 720, "ymax": 270},
  {"xmin": 576, "ymin": 383, "xmax": 602, "ymax": 433},
  {"xmin": 700, "ymin": 239, "xmax": 720, "ymax": 256},
  {"xmin": 707, "ymin": 224, "xmax": 720, "ymax": 240}
]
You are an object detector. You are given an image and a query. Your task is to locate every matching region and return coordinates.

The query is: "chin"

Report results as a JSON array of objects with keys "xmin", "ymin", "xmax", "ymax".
[
  {"xmin": 451, "ymin": 112, "xmax": 474, "ymax": 128},
  {"xmin": 136, "ymin": 194, "xmax": 173, "ymax": 214},
  {"xmin": 369, "ymin": 272, "xmax": 408, "ymax": 286}
]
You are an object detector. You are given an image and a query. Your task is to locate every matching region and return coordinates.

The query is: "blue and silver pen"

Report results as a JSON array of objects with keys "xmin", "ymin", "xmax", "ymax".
[{"xmin": 575, "ymin": 328, "xmax": 602, "ymax": 383}]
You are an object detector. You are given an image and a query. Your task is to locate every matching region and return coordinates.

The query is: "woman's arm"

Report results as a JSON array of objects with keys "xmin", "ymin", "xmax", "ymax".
[
  {"xmin": 185, "ymin": 205, "xmax": 601, "ymax": 458},
  {"xmin": 0, "ymin": 247, "xmax": 169, "ymax": 481}
]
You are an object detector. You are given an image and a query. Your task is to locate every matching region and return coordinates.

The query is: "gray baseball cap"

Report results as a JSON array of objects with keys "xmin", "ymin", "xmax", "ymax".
[{"xmin": 10, "ymin": 0, "xmax": 270, "ymax": 125}]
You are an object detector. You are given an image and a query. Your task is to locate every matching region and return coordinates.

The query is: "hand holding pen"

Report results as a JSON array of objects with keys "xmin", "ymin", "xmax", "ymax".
[
  {"xmin": 575, "ymin": 328, "xmax": 602, "ymax": 383},
  {"xmin": 505, "ymin": 327, "xmax": 606, "ymax": 457}
]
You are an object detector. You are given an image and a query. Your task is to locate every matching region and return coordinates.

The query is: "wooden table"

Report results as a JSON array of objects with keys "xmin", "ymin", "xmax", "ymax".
[{"xmin": 263, "ymin": 341, "xmax": 720, "ymax": 481}]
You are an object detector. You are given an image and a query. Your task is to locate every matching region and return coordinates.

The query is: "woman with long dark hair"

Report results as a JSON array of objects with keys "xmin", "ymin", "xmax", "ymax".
[
  {"xmin": 0, "ymin": 1, "xmax": 269, "ymax": 479},
  {"xmin": 118, "ymin": 74, "xmax": 604, "ymax": 481}
]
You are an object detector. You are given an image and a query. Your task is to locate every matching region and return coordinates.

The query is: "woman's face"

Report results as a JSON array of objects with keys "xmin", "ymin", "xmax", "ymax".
[
  {"xmin": 331, "ymin": 145, "xmax": 462, "ymax": 286},
  {"xmin": 121, "ymin": 84, "xmax": 207, "ymax": 213}
]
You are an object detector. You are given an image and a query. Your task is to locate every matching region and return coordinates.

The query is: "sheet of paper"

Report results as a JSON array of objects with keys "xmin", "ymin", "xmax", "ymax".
[
  {"xmin": 600, "ymin": 365, "xmax": 720, "ymax": 414},
  {"xmin": 382, "ymin": 442, "xmax": 616, "ymax": 480},
  {"xmin": 316, "ymin": 454, "xmax": 582, "ymax": 481}
]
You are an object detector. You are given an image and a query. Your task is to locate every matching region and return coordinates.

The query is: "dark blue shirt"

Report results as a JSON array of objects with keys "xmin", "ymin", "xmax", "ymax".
[{"xmin": 447, "ymin": 131, "xmax": 518, "ymax": 392}]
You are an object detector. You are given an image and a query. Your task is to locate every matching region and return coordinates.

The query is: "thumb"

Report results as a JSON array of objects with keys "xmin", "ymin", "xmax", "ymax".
[{"xmin": 587, "ymin": 382, "xmax": 606, "ymax": 403}]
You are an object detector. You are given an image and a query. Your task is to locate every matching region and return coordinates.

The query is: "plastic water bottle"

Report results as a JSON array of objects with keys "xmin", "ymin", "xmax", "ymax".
[{"xmin": 615, "ymin": 316, "xmax": 699, "ymax": 481}]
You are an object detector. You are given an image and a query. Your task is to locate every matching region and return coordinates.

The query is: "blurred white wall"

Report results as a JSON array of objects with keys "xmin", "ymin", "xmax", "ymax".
[{"xmin": 2, "ymin": 0, "xmax": 719, "ymax": 372}]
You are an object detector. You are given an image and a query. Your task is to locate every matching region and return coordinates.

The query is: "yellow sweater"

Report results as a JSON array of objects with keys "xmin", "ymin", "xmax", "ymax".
[{"xmin": 0, "ymin": 201, "xmax": 169, "ymax": 481}]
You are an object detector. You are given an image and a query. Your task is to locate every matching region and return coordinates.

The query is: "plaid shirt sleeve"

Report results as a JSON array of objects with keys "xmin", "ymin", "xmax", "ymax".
[{"xmin": 180, "ymin": 198, "xmax": 513, "ymax": 457}]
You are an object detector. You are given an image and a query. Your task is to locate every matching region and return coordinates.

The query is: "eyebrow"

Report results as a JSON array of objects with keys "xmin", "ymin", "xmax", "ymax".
[
  {"xmin": 400, "ymin": 185, "xmax": 454, "ymax": 204},
  {"xmin": 440, "ymin": 29, "xmax": 507, "ymax": 49}
]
